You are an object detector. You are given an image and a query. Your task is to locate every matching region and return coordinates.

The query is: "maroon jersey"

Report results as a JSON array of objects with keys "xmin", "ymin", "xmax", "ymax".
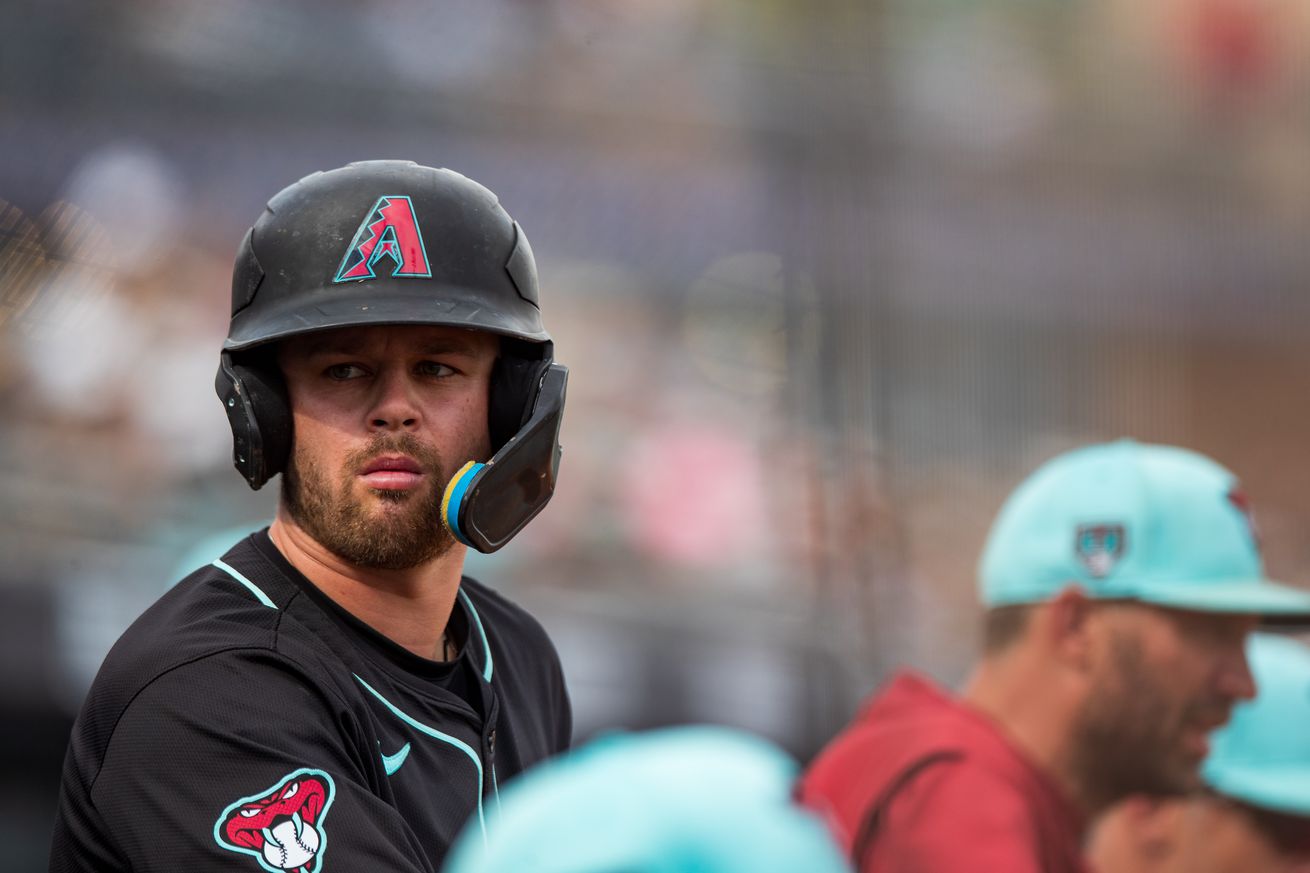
[{"xmin": 799, "ymin": 672, "xmax": 1089, "ymax": 873}]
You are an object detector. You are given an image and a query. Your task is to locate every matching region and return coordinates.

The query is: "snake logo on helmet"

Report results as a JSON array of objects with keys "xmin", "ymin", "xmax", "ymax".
[{"xmin": 214, "ymin": 160, "xmax": 567, "ymax": 553}]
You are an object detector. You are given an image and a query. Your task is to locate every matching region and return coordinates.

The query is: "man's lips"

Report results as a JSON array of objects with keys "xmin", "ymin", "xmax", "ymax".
[
  {"xmin": 359, "ymin": 455, "xmax": 425, "ymax": 490},
  {"xmin": 1193, "ymin": 706, "xmax": 1234, "ymax": 734},
  {"xmin": 1183, "ymin": 710, "xmax": 1233, "ymax": 758},
  {"xmin": 1182, "ymin": 726, "xmax": 1213, "ymax": 759}
]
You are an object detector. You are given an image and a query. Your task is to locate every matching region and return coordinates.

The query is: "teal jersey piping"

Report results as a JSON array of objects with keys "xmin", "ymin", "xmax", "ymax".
[
  {"xmin": 212, "ymin": 559, "xmax": 277, "ymax": 609},
  {"xmin": 457, "ymin": 588, "xmax": 494, "ymax": 683},
  {"xmin": 353, "ymin": 674, "xmax": 487, "ymax": 845}
]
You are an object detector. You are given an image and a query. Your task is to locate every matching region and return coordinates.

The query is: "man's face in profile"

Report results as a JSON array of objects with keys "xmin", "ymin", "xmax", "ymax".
[{"xmin": 1072, "ymin": 603, "xmax": 1256, "ymax": 801}]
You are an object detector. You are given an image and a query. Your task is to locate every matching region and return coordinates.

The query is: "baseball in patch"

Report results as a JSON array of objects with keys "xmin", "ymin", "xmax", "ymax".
[
  {"xmin": 213, "ymin": 768, "xmax": 336, "ymax": 873},
  {"xmin": 1076, "ymin": 524, "xmax": 1126, "ymax": 578}
]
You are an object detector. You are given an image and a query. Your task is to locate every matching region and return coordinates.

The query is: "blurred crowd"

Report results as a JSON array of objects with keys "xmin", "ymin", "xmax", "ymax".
[{"xmin": 7, "ymin": 0, "xmax": 1310, "ymax": 870}]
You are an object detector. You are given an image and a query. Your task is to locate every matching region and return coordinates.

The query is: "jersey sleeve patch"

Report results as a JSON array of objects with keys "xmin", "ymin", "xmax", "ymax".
[{"xmin": 213, "ymin": 769, "xmax": 336, "ymax": 873}]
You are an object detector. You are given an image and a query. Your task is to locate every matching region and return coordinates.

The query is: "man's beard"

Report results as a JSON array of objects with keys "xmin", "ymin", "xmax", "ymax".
[
  {"xmin": 282, "ymin": 433, "xmax": 456, "ymax": 570},
  {"xmin": 1069, "ymin": 630, "xmax": 1227, "ymax": 808}
]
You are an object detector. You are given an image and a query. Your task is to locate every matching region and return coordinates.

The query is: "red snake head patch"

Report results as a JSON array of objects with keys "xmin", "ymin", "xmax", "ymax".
[{"xmin": 214, "ymin": 769, "xmax": 336, "ymax": 873}]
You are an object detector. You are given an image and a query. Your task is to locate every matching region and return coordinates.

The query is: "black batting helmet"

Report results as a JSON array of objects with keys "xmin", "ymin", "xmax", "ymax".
[{"xmin": 215, "ymin": 160, "xmax": 567, "ymax": 552}]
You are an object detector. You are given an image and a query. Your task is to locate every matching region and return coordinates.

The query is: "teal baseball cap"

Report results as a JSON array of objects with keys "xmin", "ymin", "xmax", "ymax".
[
  {"xmin": 441, "ymin": 727, "xmax": 851, "ymax": 873},
  {"xmin": 1203, "ymin": 633, "xmax": 1310, "ymax": 816},
  {"xmin": 979, "ymin": 440, "xmax": 1310, "ymax": 619}
]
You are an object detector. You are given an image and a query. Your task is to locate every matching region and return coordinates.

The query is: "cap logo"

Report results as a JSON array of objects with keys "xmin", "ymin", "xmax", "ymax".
[
  {"xmin": 1076, "ymin": 524, "xmax": 1125, "ymax": 578},
  {"xmin": 333, "ymin": 195, "xmax": 431, "ymax": 283},
  {"xmin": 1227, "ymin": 486, "xmax": 1261, "ymax": 548}
]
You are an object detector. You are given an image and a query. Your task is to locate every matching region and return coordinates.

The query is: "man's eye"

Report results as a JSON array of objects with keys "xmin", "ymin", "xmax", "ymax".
[
  {"xmin": 325, "ymin": 364, "xmax": 366, "ymax": 380},
  {"xmin": 416, "ymin": 361, "xmax": 455, "ymax": 378}
]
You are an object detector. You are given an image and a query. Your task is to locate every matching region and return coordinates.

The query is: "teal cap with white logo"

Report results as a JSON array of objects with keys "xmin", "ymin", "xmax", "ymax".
[
  {"xmin": 1203, "ymin": 633, "xmax": 1310, "ymax": 816},
  {"xmin": 979, "ymin": 440, "xmax": 1310, "ymax": 619},
  {"xmin": 441, "ymin": 726, "xmax": 850, "ymax": 873}
]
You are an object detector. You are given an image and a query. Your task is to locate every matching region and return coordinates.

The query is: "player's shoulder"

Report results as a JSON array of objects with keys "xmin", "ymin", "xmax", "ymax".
[
  {"xmin": 85, "ymin": 534, "xmax": 332, "ymax": 717},
  {"xmin": 834, "ymin": 709, "xmax": 1043, "ymax": 836},
  {"xmin": 69, "ymin": 634, "xmax": 360, "ymax": 811},
  {"xmin": 69, "ymin": 535, "xmax": 358, "ymax": 784},
  {"xmin": 802, "ymin": 672, "xmax": 1028, "ymax": 821},
  {"xmin": 894, "ymin": 750, "xmax": 1030, "ymax": 806},
  {"xmin": 109, "ymin": 564, "xmax": 262, "ymax": 660},
  {"xmin": 861, "ymin": 754, "xmax": 1047, "ymax": 869}
]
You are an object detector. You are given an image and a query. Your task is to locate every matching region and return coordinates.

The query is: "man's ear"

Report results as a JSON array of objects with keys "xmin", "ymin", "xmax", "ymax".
[{"xmin": 1042, "ymin": 585, "xmax": 1098, "ymax": 670}]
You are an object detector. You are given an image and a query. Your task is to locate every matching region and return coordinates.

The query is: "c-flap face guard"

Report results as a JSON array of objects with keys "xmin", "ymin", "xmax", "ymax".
[{"xmin": 443, "ymin": 363, "xmax": 568, "ymax": 553}]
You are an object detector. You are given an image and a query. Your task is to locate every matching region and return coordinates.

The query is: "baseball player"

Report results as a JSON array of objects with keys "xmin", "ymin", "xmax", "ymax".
[
  {"xmin": 442, "ymin": 726, "xmax": 853, "ymax": 873},
  {"xmin": 799, "ymin": 440, "xmax": 1310, "ymax": 873},
  {"xmin": 49, "ymin": 161, "xmax": 572, "ymax": 873},
  {"xmin": 1089, "ymin": 632, "xmax": 1310, "ymax": 873}
]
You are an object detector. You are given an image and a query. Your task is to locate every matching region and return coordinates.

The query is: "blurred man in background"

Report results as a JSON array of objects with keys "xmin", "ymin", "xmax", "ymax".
[
  {"xmin": 1089, "ymin": 632, "xmax": 1310, "ymax": 873},
  {"xmin": 50, "ymin": 160, "xmax": 572, "ymax": 872},
  {"xmin": 443, "ymin": 726, "xmax": 852, "ymax": 873},
  {"xmin": 799, "ymin": 440, "xmax": 1310, "ymax": 873}
]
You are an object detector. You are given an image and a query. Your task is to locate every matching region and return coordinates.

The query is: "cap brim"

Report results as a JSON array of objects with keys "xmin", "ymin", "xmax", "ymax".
[
  {"xmin": 1134, "ymin": 579, "xmax": 1310, "ymax": 626},
  {"xmin": 1206, "ymin": 765, "xmax": 1310, "ymax": 818}
]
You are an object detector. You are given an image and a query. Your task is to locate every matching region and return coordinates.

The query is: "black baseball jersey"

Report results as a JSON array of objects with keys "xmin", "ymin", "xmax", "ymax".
[{"xmin": 49, "ymin": 530, "xmax": 571, "ymax": 873}]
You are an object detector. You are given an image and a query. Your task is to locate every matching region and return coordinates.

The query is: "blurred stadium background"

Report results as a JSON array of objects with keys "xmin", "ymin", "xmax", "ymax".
[{"xmin": 5, "ymin": 0, "xmax": 1310, "ymax": 868}]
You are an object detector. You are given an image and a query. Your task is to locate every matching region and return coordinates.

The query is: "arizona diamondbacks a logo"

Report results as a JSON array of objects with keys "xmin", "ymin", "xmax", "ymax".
[
  {"xmin": 1076, "ymin": 523, "xmax": 1125, "ymax": 578},
  {"xmin": 333, "ymin": 196, "xmax": 431, "ymax": 283},
  {"xmin": 214, "ymin": 769, "xmax": 336, "ymax": 873}
]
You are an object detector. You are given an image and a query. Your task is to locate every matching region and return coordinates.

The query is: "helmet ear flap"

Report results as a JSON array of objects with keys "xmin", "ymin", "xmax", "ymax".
[
  {"xmin": 215, "ymin": 352, "xmax": 292, "ymax": 490},
  {"xmin": 488, "ymin": 341, "xmax": 552, "ymax": 452}
]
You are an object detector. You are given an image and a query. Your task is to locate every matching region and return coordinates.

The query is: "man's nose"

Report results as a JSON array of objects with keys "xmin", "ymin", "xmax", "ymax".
[
  {"xmin": 1217, "ymin": 643, "xmax": 1257, "ymax": 702},
  {"xmin": 367, "ymin": 369, "xmax": 421, "ymax": 432}
]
